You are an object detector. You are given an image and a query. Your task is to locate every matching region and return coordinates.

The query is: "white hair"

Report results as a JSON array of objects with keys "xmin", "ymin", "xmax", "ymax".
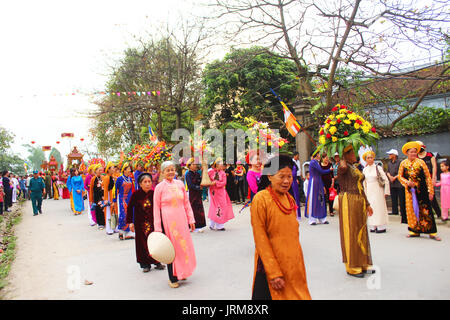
[{"xmin": 161, "ymin": 160, "xmax": 175, "ymax": 173}]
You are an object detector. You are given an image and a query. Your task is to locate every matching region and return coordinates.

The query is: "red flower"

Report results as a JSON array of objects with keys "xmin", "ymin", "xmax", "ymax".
[
  {"xmin": 337, "ymin": 119, "xmax": 341, "ymax": 124},
  {"xmin": 371, "ymin": 127, "xmax": 376, "ymax": 133},
  {"xmin": 355, "ymin": 119, "xmax": 362, "ymax": 125},
  {"xmin": 347, "ymin": 110, "xmax": 353, "ymax": 114},
  {"xmin": 340, "ymin": 105, "xmax": 347, "ymax": 109},
  {"xmin": 326, "ymin": 119, "xmax": 331, "ymax": 124},
  {"xmin": 332, "ymin": 106, "xmax": 338, "ymax": 112},
  {"xmin": 344, "ymin": 131, "xmax": 349, "ymax": 136},
  {"xmin": 326, "ymin": 133, "xmax": 332, "ymax": 139},
  {"xmin": 319, "ymin": 129, "xmax": 324, "ymax": 135}
]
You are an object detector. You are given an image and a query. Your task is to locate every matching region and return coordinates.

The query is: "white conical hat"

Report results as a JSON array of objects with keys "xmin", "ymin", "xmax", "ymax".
[{"xmin": 147, "ymin": 232, "xmax": 175, "ymax": 264}]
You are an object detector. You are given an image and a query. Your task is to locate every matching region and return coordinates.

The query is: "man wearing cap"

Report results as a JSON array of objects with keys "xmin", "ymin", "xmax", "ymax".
[
  {"xmin": 386, "ymin": 149, "xmax": 406, "ymax": 223},
  {"xmin": 29, "ymin": 170, "xmax": 46, "ymax": 216}
]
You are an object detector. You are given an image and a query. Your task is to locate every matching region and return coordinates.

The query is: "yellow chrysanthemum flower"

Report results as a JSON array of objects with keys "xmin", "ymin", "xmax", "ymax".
[
  {"xmin": 328, "ymin": 114, "xmax": 335, "ymax": 120},
  {"xmin": 319, "ymin": 136, "xmax": 326, "ymax": 145},
  {"xmin": 330, "ymin": 120, "xmax": 337, "ymax": 125},
  {"xmin": 336, "ymin": 114, "xmax": 346, "ymax": 119},
  {"xmin": 339, "ymin": 109, "xmax": 347, "ymax": 114},
  {"xmin": 329, "ymin": 126, "xmax": 337, "ymax": 135},
  {"xmin": 324, "ymin": 123, "xmax": 330, "ymax": 130},
  {"xmin": 344, "ymin": 119, "xmax": 351, "ymax": 124},
  {"xmin": 348, "ymin": 113, "xmax": 358, "ymax": 121},
  {"xmin": 332, "ymin": 136, "xmax": 338, "ymax": 142},
  {"xmin": 362, "ymin": 126, "xmax": 370, "ymax": 134},
  {"xmin": 354, "ymin": 123, "xmax": 361, "ymax": 130}
]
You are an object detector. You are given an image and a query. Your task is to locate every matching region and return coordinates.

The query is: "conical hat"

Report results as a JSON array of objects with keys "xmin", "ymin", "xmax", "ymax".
[{"xmin": 147, "ymin": 232, "xmax": 175, "ymax": 264}]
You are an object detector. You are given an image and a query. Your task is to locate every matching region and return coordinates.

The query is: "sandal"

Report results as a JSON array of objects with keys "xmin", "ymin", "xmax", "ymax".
[
  {"xmin": 429, "ymin": 235, "xmax": 442, "ymax": 241},
  {"xmin": 407, "ymin": 234, "xmax": 420, "ymax": 238},
  {"xmin": 168, "ymin": 280, "xmax": 179, "ymax": 288},
  {"xmin": 119, "ymin": 233, "xmax": 124, "ymax": 240}
]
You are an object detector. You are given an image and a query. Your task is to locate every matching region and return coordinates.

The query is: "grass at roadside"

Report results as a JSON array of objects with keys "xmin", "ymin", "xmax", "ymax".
[{"xmin": 0, "ymin": 200, "xmax": 24, "ymax": 297}]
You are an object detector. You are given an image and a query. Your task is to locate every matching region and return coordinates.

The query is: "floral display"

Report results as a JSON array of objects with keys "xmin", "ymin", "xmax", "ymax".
[
  {"xmin": 315, "ymin": 104, "xmax": 379, "ymax": 157},
  {"xmin": 127, "ymin": 141, "xmax": 172, "ymax": 166}
]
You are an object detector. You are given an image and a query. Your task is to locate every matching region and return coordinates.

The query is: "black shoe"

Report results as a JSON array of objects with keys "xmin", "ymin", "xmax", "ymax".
[
  {"xmin": 154, "ymin": 263, "xmax": 166, "ymax": 270},
  {"xmin": 370, "ymin": 229, "xmax": 377, "ymax": 233},
  {"xmin": 323, "ymin": 221, "xmax": 329, "ymax": 225},
  {"xmin": 376, "ymin": 229, "xmax": 386, "ymax": 233},
  {"xmin": 388, "ymin": 212, "xmax": 398, "ymax": 215},
  {"xmin": 142, "ymin": 267, "xmax": 151, "ymax": 273},
  {"xmin": 347, "ymin": 272, "xmax": 364, "ymax": 278},
  {"xmin": 310, "ymin": 222, "xmax": 317, "ymax": 225},
  {"xmin": 217, "ymin": 228, "xmax": 226, "ymax": 231}
]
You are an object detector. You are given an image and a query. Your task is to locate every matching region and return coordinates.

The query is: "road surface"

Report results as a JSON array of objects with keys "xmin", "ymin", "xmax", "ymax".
[{"xmin": 4, "ymin": 197, "xmax": 450, "ymax": 299}]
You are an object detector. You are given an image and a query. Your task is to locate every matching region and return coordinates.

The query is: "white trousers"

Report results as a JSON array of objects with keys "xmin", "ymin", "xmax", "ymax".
[
  {"xmin": 209, "ymin": 220, "xmax": 225, "ymax": 230},
  {"xmin": 85, "ymin": 191, "xmax": 95, "ymax": 226},
  {"xmin": 308, "ymin": 216, "xmax": 328, "ymax": 224}
]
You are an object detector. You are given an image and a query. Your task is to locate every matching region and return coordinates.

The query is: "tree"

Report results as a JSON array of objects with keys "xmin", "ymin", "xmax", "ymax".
[
  {"xmin": 0, "ymin": 126, "xmax": 14, "ymax": 154},
  {"xmin": 207, "ymin": 0, "xmax": 449, "ymax": 119},
  {"xmin": 201, "ymin": 46, "xmax": 300, "ymax": 134},
  {"xmin": 0, "ymin": 127, "xmax": 26, "ymax": 175},
  {"xmin": 89, "ymin": 23, "xmax": 207, "ymax": 155},
  {"xmin": 24, "ymin": 144, "xmax": 46, "ymax": 172}
]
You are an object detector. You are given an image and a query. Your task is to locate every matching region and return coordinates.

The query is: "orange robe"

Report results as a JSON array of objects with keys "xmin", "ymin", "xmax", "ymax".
[
  {"xmin": 102, "ymin": 174, "xmax": 117, "ymax": 226},
  {"xmin": 250, "ymin": 189, "xmax": 311, "ymax": 300}
]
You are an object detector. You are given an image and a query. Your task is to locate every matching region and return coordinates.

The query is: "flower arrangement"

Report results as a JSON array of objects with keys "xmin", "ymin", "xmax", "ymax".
[
  {"xmin": 128, "ymin": 142, "xmax": 172, "ymax": 166},
  {"xmin": 234, "ymin": 114, "xmax": 288, "ymax": 148},
  {"xmin": 315, "ymin": 104, "xmax": 379, "ymax": 157}
]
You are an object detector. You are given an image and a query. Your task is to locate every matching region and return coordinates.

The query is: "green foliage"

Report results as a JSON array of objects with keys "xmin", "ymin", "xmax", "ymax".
[
  {"xmin": 23, "ymin": 144, "xmax": 46, "ymax": 172},
  {"xmin": 395, "ymin": 106, "xmax": 450, "ymax": 134},
  {"xmin": 0, "ymin": 127, "xmax": 14, "ymax": 154},
  {"xmin": 0, "ymin": 127, "xmax": 25, "ymax": 175},
  {"xmin": 201, "ymin": 46, "xmax": 300, "ymax": 130}
]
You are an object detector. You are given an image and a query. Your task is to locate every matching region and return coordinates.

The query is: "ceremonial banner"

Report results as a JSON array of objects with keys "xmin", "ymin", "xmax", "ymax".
[{"xmin": 61, "ymin": 133, "xmax": 74, "ymax": 138}]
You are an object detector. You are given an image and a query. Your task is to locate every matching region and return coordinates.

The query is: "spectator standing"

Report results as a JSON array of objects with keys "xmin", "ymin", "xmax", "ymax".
[{"xmin": 386, "ymin": 149, "xmax": 407, "ymax": 223}]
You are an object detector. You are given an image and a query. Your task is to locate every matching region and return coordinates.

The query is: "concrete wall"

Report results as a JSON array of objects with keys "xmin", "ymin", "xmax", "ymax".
[{"xmin": 375, "ymin": 131, "xmax": 450, "ymax": 159}]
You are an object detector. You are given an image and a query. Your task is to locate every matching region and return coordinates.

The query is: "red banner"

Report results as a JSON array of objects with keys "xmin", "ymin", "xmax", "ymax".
[
  {"xmin": 42, "ymin": 146, "xmax": 52, "ymax": 151},
  {"xmin": 61, "ymin": 133, "xmax": 74, "ymax": 138}
]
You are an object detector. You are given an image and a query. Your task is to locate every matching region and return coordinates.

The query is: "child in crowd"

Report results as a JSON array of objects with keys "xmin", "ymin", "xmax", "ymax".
[{"xmin": 435, "ymin": 160, "xmax": 450, "ymax": 221}]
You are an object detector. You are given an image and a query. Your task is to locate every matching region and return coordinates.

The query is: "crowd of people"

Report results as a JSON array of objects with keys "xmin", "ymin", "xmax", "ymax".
[{"xmin": 0, "ymin": 137, "xmax": 448, "ymax": 299}]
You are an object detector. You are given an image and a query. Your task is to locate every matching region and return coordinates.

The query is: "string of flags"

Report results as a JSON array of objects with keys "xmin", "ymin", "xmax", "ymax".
[{"xmin": 17, "ymin": 90, "xmax": 161, "ymax": 99}]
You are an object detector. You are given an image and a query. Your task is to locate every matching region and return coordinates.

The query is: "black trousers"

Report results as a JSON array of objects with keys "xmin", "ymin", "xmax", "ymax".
[
  {"xmin": 430, "ymin": 189, "xmax": 441, "ymax": 218},
  {"xmin": 236, "ymin": 179, "xmax": 246, "ymax": 203},
  {"xmin": 0, "ymin": 202, "xmax": 3, "ymax": 215},
  {"xmin": 161, "ymin": 220, "xmax": 178, "ymax": 283},
  {"xmin": 252, "ymin": 272, "xmax": 272, "ymax": 300},
  {"xmin": 391, "ymin": 187, "xmax": 407, "ymax": 223},
  {"xmin": 297, "ymin": 177, "xmax": 305, "ymax": 203}
]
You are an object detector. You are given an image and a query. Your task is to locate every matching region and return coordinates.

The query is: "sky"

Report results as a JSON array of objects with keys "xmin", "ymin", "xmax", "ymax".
[
  {"xmin": 0, "ymin": 0, "xmax": 445, "ymax": 166},
  {"xmin": 0, "ymin": 0, "xmax": 204, "ymax": 162}
]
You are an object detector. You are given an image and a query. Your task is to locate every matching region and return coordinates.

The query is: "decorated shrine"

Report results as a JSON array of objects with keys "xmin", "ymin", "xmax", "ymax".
[{"xmin": 67, "ymin": 146, "xmax": 84, "ymax": 169}]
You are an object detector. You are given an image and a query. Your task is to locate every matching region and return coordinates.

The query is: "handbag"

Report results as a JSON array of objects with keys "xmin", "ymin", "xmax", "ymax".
[
  {"xmin": 375, "ymin": 165, "xmax": 385, "ymax": 188},
  {"xmin": 329, "ymin": 187, "xmax": 337, "ymax": 201}
]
